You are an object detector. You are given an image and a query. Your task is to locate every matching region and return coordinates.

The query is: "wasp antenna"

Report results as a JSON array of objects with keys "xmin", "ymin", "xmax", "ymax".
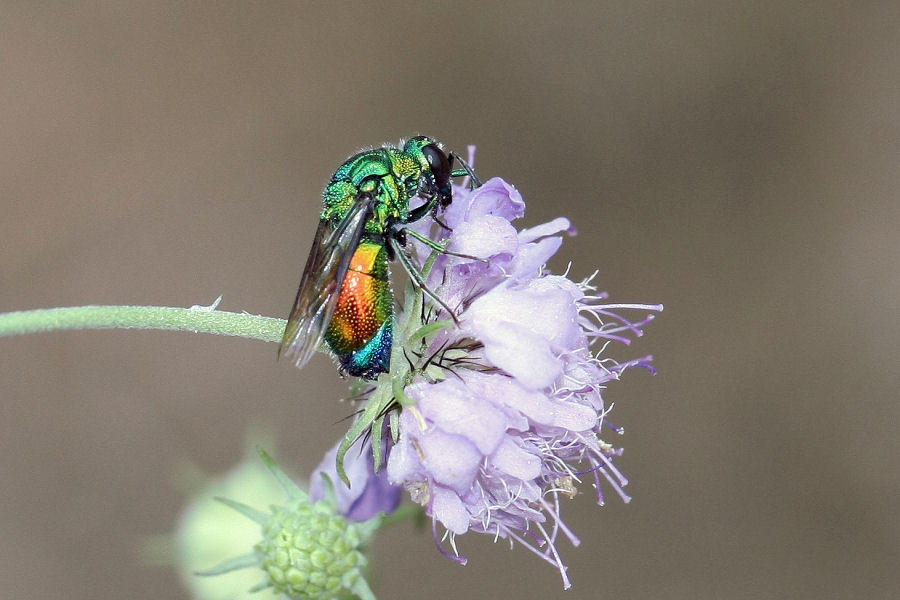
[{"xmin": 449, "ymin": 152, "xmax": 482, "ymax": 188}]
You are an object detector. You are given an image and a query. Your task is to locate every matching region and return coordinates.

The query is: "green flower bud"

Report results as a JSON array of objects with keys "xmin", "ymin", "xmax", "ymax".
[
  {"xmin": 196, "ymin": 448, "xmax": 379, "ymax": 600},
  {"xmin": 257, "ymin": 499, "xmax": 366, "ymax": 599}
]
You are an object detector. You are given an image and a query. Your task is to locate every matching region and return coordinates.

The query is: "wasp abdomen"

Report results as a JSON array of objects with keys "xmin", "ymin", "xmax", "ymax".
[{"xmin": 324, "ymin": 242, "xmax": 393, "ymax": 378}]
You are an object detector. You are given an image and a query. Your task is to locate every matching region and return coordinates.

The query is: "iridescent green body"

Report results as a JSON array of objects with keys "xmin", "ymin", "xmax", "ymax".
[
  {"xmin": 280, "ymin": 136, "xmax": 471, "ymax": 380},
  {"xmin": 322, "ymin": 146, "xmax": 424, "ymax": 236}
]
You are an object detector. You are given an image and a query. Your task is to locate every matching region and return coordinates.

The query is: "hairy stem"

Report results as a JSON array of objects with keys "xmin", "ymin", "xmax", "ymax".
[{"xmin": 0, "ymin": 305, "xmax": 286, "ymax": 343}]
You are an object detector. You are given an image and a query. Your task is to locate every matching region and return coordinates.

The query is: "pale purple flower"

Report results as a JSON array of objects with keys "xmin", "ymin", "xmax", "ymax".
[
  {"xmin": 311, "ymin": 436, "xmax": 402, "ymax": 522},
  {"xmin": 388, "ymin": 174, "xmax": 662, "ymax": 588}
]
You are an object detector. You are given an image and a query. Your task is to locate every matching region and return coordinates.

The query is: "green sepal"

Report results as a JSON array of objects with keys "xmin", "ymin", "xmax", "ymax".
[
  {"xmin": 388, "ymin": 410, "xmax": 400, "ymax": 443},
  {"xmin": 377, "ymin": 503, "xmax": 424, "ymax": 529},
  {"xmin": 257, "ymin": 447, "xmax": 306, "ymax": 502},
  {"xmin": 335, "ymin": 381, "xmax": 394, "ymax": 485},
  {"xmin": 440, "ymin": 348, "xmax": 469, "ymax": 360},
  {"xmin": 247, "ymin": 579, "xmax": 272, "ymax": 593},
  {"xmin": 194, "ymin": 552, "xmax": 260, "ymax": 577},
  {"xmin": 370, "ymin": 410, "xmax": 384, "ymax": 470},
  {"xmin": 392, "ymin": 369, "xmax": 415, "ymax": 407},
  {"xmin": 423, "ymin": 362, "xmax": 447, "ymax": 382},
  {"xmin": 354, "ymin": 510, "xmax": 384, "ymax": 546},
  {"xmin": 348, "ymin": 574, "xmax": 377, "ymax": 600},
  {"xmin": 408, "ymin": 319, "xmax": 454, "ymax": 343},
  {"xmin": 316, "ymin": 472, "xmax": 339, "ymax": 507},
  {"xmin": 213, "ymin": 496, "xmax": 270, "ymax": 526}
]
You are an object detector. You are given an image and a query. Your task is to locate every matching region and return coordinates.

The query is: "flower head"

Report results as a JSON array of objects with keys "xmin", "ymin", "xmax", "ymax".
[
  {"xmin": 198, "ymin": 448, "xmax": 381, "ymax": 600},
  {"xmin": 384, "ymin": 171, "xmax": 662, "ymax": 588}
]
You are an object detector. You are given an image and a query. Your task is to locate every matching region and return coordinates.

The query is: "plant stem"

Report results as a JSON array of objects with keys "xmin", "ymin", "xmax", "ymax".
[
  {"xmin": 379, "ymin": 502, "xmax": 425, "ymax": 528},
  {"xmin": 0, "ymin": 305, "xmax": 286, "ymax": 343}
]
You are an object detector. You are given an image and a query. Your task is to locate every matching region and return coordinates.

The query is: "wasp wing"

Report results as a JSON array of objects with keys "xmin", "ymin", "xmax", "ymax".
[{"xmin": 279, "ymin": 196, "xmax": 374, "ymax": 368}]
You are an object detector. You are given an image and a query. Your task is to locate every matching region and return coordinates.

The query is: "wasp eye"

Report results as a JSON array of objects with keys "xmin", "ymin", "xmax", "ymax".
[{"xmin": 422, "ymin": 144, "xmax": 451, "ymax": 193}]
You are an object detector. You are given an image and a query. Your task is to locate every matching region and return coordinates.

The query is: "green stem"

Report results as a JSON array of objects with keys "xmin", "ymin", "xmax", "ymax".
[
  {"xmin": 379, "ymin": 503, "xmax": 425, "ymax": 528},
  {"xmin": 0, "ymin": 305, "xmax": 286, "ymax": 343}
]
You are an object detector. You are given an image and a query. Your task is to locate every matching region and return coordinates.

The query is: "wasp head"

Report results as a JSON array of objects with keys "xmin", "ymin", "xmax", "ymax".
[{"xmin": 404, "ymin": 135, "xmax": 453, "ymax": 208}]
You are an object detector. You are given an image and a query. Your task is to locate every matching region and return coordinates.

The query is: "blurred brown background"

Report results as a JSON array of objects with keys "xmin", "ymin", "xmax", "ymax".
[{"xmin": 1, "ymin": 3, "xmax": 898, "ymax": 599}]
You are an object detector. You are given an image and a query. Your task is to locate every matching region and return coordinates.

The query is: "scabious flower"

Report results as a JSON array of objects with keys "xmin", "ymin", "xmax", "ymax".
[
  {"xmin": 198, "ymin": 449, "xmax": 382, "ymax": 600},
  {"xmin": 382, "ymin": 172, "xmax": 662, "ymax": 588}
]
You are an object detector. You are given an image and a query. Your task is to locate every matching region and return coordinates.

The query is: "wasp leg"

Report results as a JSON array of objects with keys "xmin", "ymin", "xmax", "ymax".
[
  {"xmin": 401, "ymin": 227, "xmax": 488, "ymax": 263},
  {"xmin": 406, "ymin": 194, "xmax": 440, "ymax": 224},
  {"xmin": 389, "ymin": 235, "xmax": 461, "ymax": 325},
  {"xmin": 432, "ymin": 214, "xmax": 454, "ymax": 231}
]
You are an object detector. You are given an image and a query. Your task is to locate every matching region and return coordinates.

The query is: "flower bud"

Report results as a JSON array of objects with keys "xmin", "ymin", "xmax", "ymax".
[{"xmin": 257, "ymin": 498, "xmax": 366, "ymax": 599}]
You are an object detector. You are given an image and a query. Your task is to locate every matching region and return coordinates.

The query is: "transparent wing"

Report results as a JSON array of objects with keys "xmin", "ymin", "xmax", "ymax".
[{"xmin": 279, "ymin": 197, "xmax": 374, "ymax": 368}]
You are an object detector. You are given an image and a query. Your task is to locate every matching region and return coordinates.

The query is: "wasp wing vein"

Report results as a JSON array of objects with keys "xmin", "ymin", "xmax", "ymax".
[{"xmin": 279, "ymin": 197, "xmax": 374, "ymax": 368}]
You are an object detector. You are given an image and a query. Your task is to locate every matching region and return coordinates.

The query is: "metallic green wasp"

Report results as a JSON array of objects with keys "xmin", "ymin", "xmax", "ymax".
[{"xmin": 279, "ymin": 136, "xmax": 479, "ymax": 380}]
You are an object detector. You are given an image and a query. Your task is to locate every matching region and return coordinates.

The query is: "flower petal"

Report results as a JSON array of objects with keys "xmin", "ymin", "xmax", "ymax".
[
  {"xmin": 413, "ymin": 380, "xmax": 508, "ymax": 455},
  {"xmin": 448, "ymin": 214, "xmax": 519, "ymax": 259},
  {"xmin": 417, "ymin": 429, "xmax": 482, "ymax": 493},
  {"xmin": 518, "ymin": 217, "xmax": 574, "ymax": 243},
  {"xmin": 311, "ymin": 437, "xmax": 401, "ymax": 522},
  {"xmin": 490, "ymin": 437, "xmax": 542, "ymax": 480},
  {"xmin": 509, "ymin": 236, "xmax": 563, "ymax": 279},
  {"xmin": 432, "ymin": 485, "xmax": 471, "ymax": 534},
  {"xmin": 386, "ymin": 413, "xmax": 425, "ymax": 482},
  {"xmin": 464, "ymin": 177, "xmax": 525, "ymax": 222},
  {"xmin": 479, "ymin": 321, "xmax": 563, "ymax": 389}
]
